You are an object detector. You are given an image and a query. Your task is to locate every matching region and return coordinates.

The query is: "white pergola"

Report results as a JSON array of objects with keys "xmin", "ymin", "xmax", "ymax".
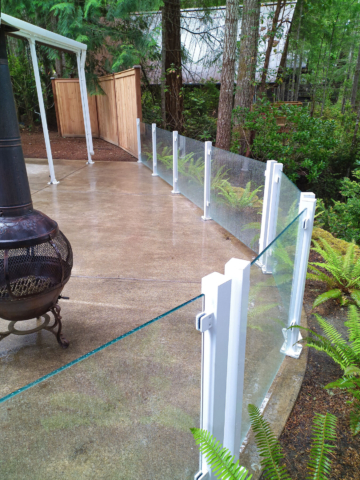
[{"xmin": 0, "ymin": 12, "xmax": 94, "ymax": 184}]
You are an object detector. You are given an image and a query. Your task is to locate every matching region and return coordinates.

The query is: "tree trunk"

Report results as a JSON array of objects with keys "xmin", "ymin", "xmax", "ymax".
[
  {"xmin": 276, "ymin": 26, "xmax": 291, "ymax": 98},
  {"xmin": 215, "ymin": 0, "xmax": 240, "ymax": 150},
  {"xmin": 320, "ymin": 19, "xmax": 338, "ymax": 116},
  {"xmin": 163, "ymin": 0, "xmax": 183, "ymax": 132},
  {"xmin": 351, "ymin": 40, "xmax": 360, "ymax": 109},
  {"xmin": 161, "ymin": 6, "xmax": 166, "ymax": 128},
  {"xmin": 259, "ymin": 0, "xmax": 284, "ymax": 94},
  {"xmin": 290, "ymin": 0, "xmax": 302, "ymax": 102},
  {"xmin": 233, "ymin": 0, "xmax": 260, "ymax": 154},
  {"xmin": 295, "ymin": 39, "xmax": 304, "ymax": 101}
]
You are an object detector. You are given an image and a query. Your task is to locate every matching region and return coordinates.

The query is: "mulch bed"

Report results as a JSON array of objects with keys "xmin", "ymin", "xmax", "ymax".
[
  {"xmin": 274, "ymin": 249, "xmax": 360, "ymax": 479},
  {"xmin": 21, "ymin": 129, "xmax": 136, "ymax": 162}
]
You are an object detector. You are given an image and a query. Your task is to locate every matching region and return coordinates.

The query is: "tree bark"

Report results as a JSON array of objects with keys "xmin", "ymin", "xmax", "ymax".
[
  {"xmin": 215, "ymin": 0, "xmax": 240, "ymax": 150},
  {"xmin": 259, "ymin": 0, "xmax": 285, "ymax": 94},
  {"xmin": 295, "ymin": 39, "xmax": 304, "ymax": 101},
  {"xmin": 342, "ymin": 43, "xmax": 354, "ymax": 113},
  {"xmin": 290, "ymin": 0, "xmax": 302, "ymax": 102},
  {"xmin": 351, "ymin": 40, "xmax": 360, "ymax": 109},
  {"xmin": 163, "ymin": 0, "xmax": 183, "ymax": 132},
  {"xmin": 234, "ymin": 0, "xmax": 260, "ymax": 110},
  {"xmin": 320, "ymin": 17, "xmax": 338, "ymax": 116}
]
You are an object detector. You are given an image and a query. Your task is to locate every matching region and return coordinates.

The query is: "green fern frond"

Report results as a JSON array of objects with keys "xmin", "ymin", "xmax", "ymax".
[
  {"xmin": 350, "ymin": 406, "xmax": 360, "ymax": 436},
  {"xmin": 344, "ymin": 305, "xmax": 360, "ymax": 360},
  {"xmin": 248, "ymin": 405, "xmax": 290, "ymax": 480},
  {"xmin": 190, "ymin": 428, "xmax": 251, "ymax": 480},
  {"xmin": 307, "ymin": 413, "xmax": 337, "ymax": 480},
  {"xmin": 350, "ymin": 290, "xmax": 360, "ymax": 308},
  {"xmin": 313, "ymin": 289, "xmax": 342, "ymax": 308}
]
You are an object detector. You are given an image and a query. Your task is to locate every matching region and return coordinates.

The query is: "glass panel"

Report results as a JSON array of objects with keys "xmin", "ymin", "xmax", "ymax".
[
  {"xmin": 177, "ymin": 135, "xmax": 205, "ymax": 209},
  {"xmin": 210, "ymin": 148, "xmax": 267, "ymax": 253},
  {"xmin": 140, "ymin": 122, "xmax": 152, "ymax": 169},
  {"xmin": 0, "ymin": 296, "xmax": 203, "ymax": 480},
  {"xmin": 240, "ymin": 210, "xmax": 306, "ymax": 443},
  {"xmin": 156, "ymin": 127, "xmax": 174, "ymax": 187},
  {"xmin": 276, "ymin": 171, "xmax": 301, "ymax": 236}
]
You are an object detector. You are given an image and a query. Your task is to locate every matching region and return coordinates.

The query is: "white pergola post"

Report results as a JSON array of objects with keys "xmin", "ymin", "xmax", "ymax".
[
  {"xmin": 77, "ymin": 50, "xmax": 94, "ymax": 165},
  {"xmin": 28, "ymin": 37, "xmax": 58, "ymax": 185}
]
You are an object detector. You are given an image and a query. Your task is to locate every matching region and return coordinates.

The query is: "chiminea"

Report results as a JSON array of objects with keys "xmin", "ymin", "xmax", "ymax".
[{"xmin": 0, "ymin": 25, "xmax": 73, "ymax": 348}]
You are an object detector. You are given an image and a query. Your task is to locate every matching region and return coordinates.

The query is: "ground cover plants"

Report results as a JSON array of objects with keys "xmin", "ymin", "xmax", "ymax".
[{"xmin": 191, "ymin": 405, "xmax": 337, "ymax": 480}]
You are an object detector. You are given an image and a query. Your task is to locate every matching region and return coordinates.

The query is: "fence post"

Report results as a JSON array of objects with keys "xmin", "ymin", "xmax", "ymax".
[
  {"xmin": 223, "ymin": 258, "xmax": 250, "ymax": 457},
  {"xmin": 281, "ymin": 192, "xmax": 316, "ymax": 359},
  {"xmin": 258, "ymin": 160, "xmax": 283, "ymax": 273},
  {"xmin": 152, "ymin": 124, "xmax": 158, "ymax": 177},
  {"xmin": 137, "ymin": 118, "xmax": 141, "ymax": 163},
  {"xmin": 195, "ymin": 272, "xmax": 232, "ymax": 480},
  {"xmin": 202, "ymin": 141, "xmax": 212, "ymax": 221},
  {"xmin": 172, "ymin": 131, "xmax": 180, "ymax": 194}
]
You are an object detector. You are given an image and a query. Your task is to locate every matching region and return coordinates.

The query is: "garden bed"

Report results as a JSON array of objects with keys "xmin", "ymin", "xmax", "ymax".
[{"xmin": 275, "ymin": 250, "xmax": 360, "ymax": 479}]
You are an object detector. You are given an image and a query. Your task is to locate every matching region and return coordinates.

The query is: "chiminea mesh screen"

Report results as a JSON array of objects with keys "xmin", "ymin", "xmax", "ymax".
[{"xmin": 0, "ymin": 231, "xmax": 73, "ymax": 300}]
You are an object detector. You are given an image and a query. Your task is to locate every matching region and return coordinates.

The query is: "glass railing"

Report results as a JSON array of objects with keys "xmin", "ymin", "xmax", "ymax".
[
  {"xmin": 239, "ymin": 209, "xmax": 307, "ymax": 443},
  {"xmin": 276, "ymin": 171, "xmax": 301, "ymax": 236},
  {"xmin": 177, "ymin": 134, "xmax": 205, "ymax": 209},
  {"xmin": 210, "ymin": 148, "xmax": 266, "ymax": 252},
  {"xmin": 140, "ymin": 122, "xmax": 152, "ymax": 169},
  {"xmin": 0, "ymin": 296, "xmax": 204, "ymax": 480},
  {"xmin": 155, "ymin": 127, "xmax": 174, "ymax": 187}
]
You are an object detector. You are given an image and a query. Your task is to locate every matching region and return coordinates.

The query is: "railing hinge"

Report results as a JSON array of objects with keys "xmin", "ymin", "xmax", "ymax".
[{"xmin": 196, "ymin": 312, "xmax": 214, "ymax": 332}]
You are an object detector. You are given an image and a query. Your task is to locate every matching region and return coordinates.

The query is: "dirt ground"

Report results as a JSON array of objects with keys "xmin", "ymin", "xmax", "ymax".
[
  {"xmin": 20, "ymin": 129, "xmax": 136, "ymax": 162},
  {"xmin": 274, "ymin": 249, "xmax": 360, "ymax": 479}
]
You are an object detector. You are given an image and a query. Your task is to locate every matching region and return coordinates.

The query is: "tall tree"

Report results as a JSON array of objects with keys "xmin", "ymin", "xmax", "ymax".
[
  {"xmin": 351, "ymin": 41, "xmax": 360, "ymax": 109},
  {"xmin": 215, "ymin": 0, "xmax": 239, "ymax": 150},
  {"xmin": 234, "ymin": 0, "xmax": 260, "ymax": 110},
  {"xmin": 162, "ymin": 0, "xmax": 183, "ymax": 132}
]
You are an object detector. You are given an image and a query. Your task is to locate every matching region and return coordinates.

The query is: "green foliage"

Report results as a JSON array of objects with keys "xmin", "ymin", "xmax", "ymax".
[
  {"xmin": 307, "ymin": 239, "xmax": 360, "ymax": 308},
  {"xmin": 190, "ymin": 428, "xmax": 251, "ymax": 480},
  {"xmin": 192, "ymin": 406, "xmax": 337, "ymax": 480},
  {"xmin": 296, "ymin": 305, "xmax": 360, "ymax": 435},
  {"xmin": 316, "ymin": 170, "xmax": 360, "ymax": 245},
  {"xmin": 248, "ymin": 404, "xmax": 290, "ymax": 480},
  {"xmin": 217, "ymin": 181, "xmax": 262, "ymax": 212}
]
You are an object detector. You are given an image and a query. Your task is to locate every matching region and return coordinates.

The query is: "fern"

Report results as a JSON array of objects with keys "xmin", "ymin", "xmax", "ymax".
[
  {"xmin": 307, "ymin": 413, "xmax": 337, "ymax": 480},
  {"xmin": 308, "ymin": 240, "xmax": 360, "ymax": 308},
  {"xmin": 248, "ymin": 405, "xmax": 291, "ymax": 480},
  {"xmin": 190, "ymin": 428, "xmax": 251, "ymax": 479}
]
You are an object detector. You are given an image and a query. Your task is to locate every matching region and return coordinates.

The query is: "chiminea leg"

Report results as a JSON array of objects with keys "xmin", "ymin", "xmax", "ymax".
[{"xmin": 48, "ymin": 304, "xmax": 70, "ymax": 349}]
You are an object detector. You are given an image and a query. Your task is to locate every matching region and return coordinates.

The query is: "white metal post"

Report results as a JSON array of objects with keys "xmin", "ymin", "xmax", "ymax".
[
  {"xmin": 195, "ymin": 272, "xmax": 232, "ymax": 480},
  {"xmin": 202, "ymin": 141, "xmax": 212, "ymax": 221},
  {"xmin": 258, "ymin": 160, "xmax": 283, "ymax": 272},
  {"xmin": 77, "ymin": 50, "xmax": 94, "ymax": 164},
  {"xmin": 223, "ymin": 258, "xmax": 250, "ymax": 457},
  {"xmin": 172, "ymin": 130, "xmax": 180, "ymax": 194},
  {"xmin": 152, "ymin": 123, "xmax": 158, "ymax": 176},
  {"xmin": 137, "ymin": 118, "xmax": 141, "ymax": 163},
  {"xmin": 281, "ymin": 192, "xmax": 316, "ymax": 359},
  {"xmin": 28, "ymin": 37, "xmax": 58, "ymax": 185}
]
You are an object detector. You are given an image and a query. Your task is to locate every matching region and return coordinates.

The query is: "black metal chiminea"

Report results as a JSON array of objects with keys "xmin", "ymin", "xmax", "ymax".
[{"xmin": 0, "ymin": 25, "xmax": 73, "ymax": 348}]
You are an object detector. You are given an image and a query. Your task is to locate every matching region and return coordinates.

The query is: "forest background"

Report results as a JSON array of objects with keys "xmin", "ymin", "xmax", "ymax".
[{"xmin": 3, "ymin": 0, "xmax": 360, "ymax": 246}]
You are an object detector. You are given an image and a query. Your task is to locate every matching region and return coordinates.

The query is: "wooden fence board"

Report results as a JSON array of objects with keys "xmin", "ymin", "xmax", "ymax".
[
  {"xmin": 97, "ymin": 75, "xmax": 119, "ymax": 146},
  {"xmin": 52, "ymin": 68, "xmax": 142, "ymax": 158},
  {"xmin": 51, "ymin": 79, "xmax": 98, "ymax": 137}
]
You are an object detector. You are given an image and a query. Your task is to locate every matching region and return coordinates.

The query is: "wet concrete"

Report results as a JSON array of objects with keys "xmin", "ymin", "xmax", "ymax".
[{"xmin": 0, "ymin": 159, "xmax": 253, "ymax": 398}]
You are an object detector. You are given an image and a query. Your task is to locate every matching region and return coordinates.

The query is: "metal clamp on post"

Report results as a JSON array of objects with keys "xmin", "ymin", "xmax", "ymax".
[
  {"xmin": 196, "ymin": 312, "xmax": 214, "ymax": 333},
  {"xmin": 194, "ymin": 471, "xmax": 210, "ymax": 480}
]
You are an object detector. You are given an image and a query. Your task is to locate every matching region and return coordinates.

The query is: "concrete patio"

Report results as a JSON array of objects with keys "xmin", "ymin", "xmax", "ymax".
[{"xmin": 0, "ymin": 158, "xmax": 253, "ymax": 399}]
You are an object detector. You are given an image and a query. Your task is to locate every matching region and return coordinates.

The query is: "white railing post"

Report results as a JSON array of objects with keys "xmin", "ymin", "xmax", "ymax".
[
  {"xmin": 281, "ymin": 192, "xmax": 316, "ymax": 359},
  {"xmin": 223, "ymin": 258, "xmax": 250, "ymax": 457},
  {"xmin": 172, "ymin": 131, "xmax": 180, "ymax": 194},
  {"xmin": 258, "ymin": 160, "xmax": 283, "ymax": 273},
  {"xmin": 195, "ymin": 272, "xmax": 232, "ymax": 480},
  {"xmin": 152, "ymin": 123, "xmax": 158, "ymax": 176},
  {"xmin": 202, "ymin": 141, "xmax": 212, "ymax": 221},
  {"xmin": 137, "ymin": 118, "xmax": 141, "ymax": 163}
]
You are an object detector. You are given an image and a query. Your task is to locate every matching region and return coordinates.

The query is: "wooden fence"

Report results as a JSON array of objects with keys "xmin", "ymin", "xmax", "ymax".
[{"xmin": 51, "ymin": 67, "xmax": 142, "ymax": 157}]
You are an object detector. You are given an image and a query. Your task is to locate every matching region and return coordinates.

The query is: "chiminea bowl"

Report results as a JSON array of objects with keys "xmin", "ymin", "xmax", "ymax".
[{"xmin": 0, "ymin": 213, "xmax": 73, "ymax": 321}]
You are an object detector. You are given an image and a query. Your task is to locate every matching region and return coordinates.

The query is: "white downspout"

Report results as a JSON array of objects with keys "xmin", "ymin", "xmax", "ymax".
[
  {"xmin": 76, "ymin": 49, "xmax": 94, "ymax": 164},
  {"xmin": 28, "ymin": 37, "xmax": 59, "ymax": 184}
]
